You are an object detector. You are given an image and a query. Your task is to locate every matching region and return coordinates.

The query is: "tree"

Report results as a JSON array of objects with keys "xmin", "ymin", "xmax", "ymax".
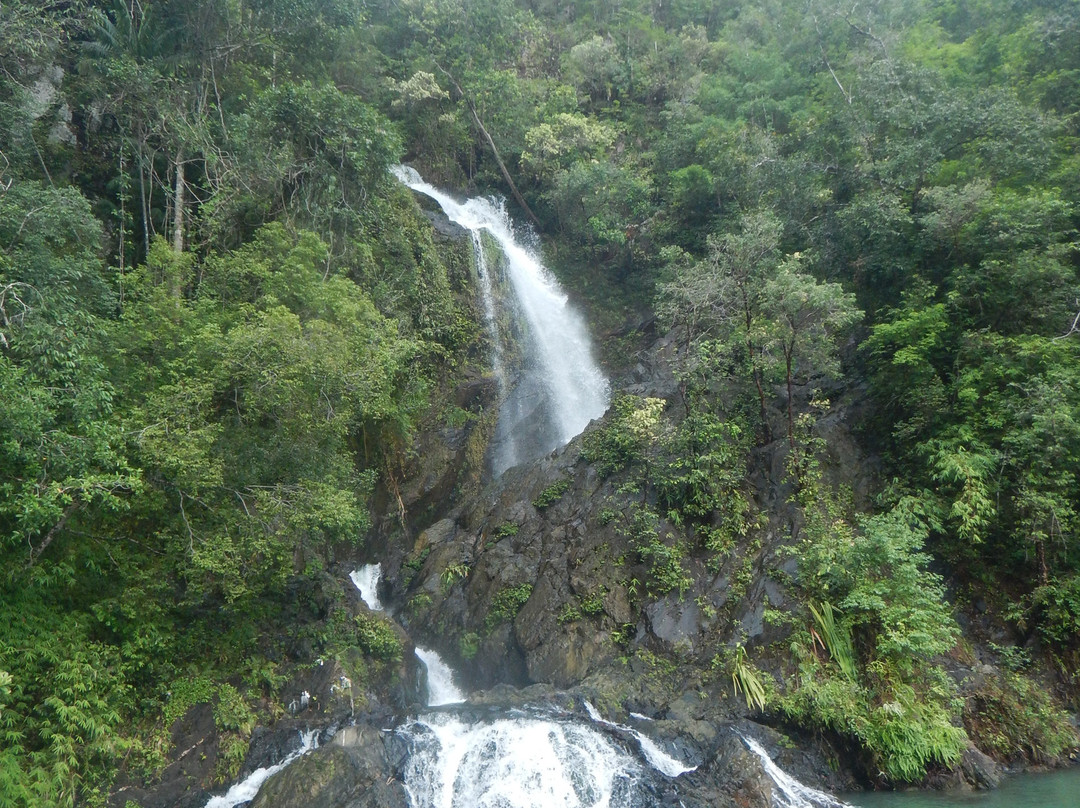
[
  {"xmin": 760, "ymin": 257, "xmax": 862, "ymax": 455},
  {"xmin": 657, "ymin": 210, "xmax": 782, "ymax": 439}
]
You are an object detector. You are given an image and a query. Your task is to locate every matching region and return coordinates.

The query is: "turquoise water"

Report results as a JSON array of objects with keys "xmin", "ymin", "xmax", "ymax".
[{"xmin": 846, "ymin": 766, "xmax": 1080, "ymax": 808}]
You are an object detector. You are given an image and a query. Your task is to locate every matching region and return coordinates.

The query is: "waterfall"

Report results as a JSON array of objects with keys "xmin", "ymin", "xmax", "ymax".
[
  {"xmin": 414, "ymin": 646, "xmax": 466, "ymax": 706},
  {"xmin": 469, "ymin": 228, "xmax": 508, "ymax": 394},
  {"xmin": 351, "ymin": 564, "xmax": 465, "ymax": 706},
  {"xmin": 203, "ymin": 730, "xmax": 318, "ymax": 808},
  {"xmin": 349, "ymin": 565, "xmax": 384, "ymax": 612},
  {"xmin": 392, "ymin": 166, "xmax": 610, "ymax": 475},
  {"xmin": 741, "ymin": 736, "xmax": 852, "ymax": 808},
  {"xmin": 398, "ymin": 711, "xmax": 656, "ymax": 808}
]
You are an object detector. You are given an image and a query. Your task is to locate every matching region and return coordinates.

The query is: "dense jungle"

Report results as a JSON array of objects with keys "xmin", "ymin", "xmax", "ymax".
[{"xmin": 1, "ymin": 1, "xmax": 1079, "ymax": 806}]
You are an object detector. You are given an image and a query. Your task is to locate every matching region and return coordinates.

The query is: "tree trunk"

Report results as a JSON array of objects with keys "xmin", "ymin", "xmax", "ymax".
[
  {"xmin": 172, "ymin": 149, "xmax": 185, "ymax": 254},
  {"xmin": 741, "ymin": 288, "xmax": 771, "ymax": 443},
  {"xmin": 786, "ymin": 350, "xmax": 797, "ymax": 455},
  {"xmin": 138, "ymin": 146, "xmax": 151, "ymax": 259},
  {"xmin": 435, "ymin": 65, "xmax": 541, "ymax": 228},
  {"xmin": 28, "ymin": 502, "xmax": 79, "ymax": 567}
]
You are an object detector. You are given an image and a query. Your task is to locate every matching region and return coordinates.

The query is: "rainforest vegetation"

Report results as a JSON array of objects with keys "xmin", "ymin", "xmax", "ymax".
[{"xmin": 1, "ymin": 0, "xmax": 1078, "ymax": 804}]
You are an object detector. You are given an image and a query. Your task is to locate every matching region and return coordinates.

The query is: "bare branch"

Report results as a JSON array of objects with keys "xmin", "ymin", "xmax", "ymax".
[
  {"xmin": 27, "ymin": 502, "xmax": 79, "ymax": 567},
  {"xmin": 434, "ymin": 63, "xmax": 541, "ymax": 228},
  {"xmin": 1053, "ymin": 302, "xmax": 1080, "ymax": 340}
]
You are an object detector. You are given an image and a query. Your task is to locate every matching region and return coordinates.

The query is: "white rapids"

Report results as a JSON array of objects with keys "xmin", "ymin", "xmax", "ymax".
[
  {"xmin": 583, "ymin": 701, "xmax": 696, "ymax": 778},
  {"xmin": 348, "ymin": 564, "xmax": 384, "ymax": 612},
  {"xmin": 415, "ymin": 646, "xmax": 466, "ymax": 707},
  {"xmin": 399, "ymin": 711, "xmax": 646, "ymax": 808},
  {"xmin": 392, "ymin": 165, "xmax": 610, "ymax": 475}
]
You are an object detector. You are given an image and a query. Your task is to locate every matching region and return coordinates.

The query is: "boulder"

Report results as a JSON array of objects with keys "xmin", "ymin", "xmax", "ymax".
[{"xmin": 249, "ymin": 723, "xmax": 409, "ymax": 808}]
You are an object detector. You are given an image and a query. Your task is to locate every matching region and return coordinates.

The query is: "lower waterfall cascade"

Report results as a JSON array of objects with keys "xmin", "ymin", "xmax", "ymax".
[
  {"xmin": 351, "ymin": 564, "xmax": 688, "ymax": 808},
  {"xmin": 397, "ymin": 710, "xmax": 654, "ymax": 808}
]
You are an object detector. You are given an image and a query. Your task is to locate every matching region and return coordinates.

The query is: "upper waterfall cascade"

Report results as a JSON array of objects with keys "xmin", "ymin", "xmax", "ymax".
[{"xmin": 392, "ymin": 166, "xmax": 610, "ymax": 475}]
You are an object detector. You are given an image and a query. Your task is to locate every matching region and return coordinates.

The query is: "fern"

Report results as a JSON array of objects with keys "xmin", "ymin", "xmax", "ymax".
[{"xmin": 809, "ymin": 601, "xmax": 857, "ymax": 680}]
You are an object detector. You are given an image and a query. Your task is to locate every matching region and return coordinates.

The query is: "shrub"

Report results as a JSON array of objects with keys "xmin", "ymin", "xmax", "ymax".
[
  {"xmin": 355, "ymin": 615, "xmax": 402, "ymax": 661},
  {"xmin": 532, "ymin": 478, "xmax": 571, "ymax": 509},
  {"xmin": 486, "ymin": 584, "xmax": 533, "ymax": 629}
]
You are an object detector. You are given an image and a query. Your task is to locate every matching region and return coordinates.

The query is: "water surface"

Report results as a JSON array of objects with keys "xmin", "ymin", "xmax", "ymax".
[{"xmin": 847, "ymin": 766, "xmax": 1080, "ymax": 808}]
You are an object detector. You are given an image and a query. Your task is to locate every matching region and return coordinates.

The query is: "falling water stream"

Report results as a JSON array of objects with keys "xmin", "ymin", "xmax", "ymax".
[{"xmin": 392, "ymin": 166, "xmax": 610, "ymax": 475}]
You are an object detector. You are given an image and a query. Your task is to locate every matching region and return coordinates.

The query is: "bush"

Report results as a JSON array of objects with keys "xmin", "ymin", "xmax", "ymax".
[
  {"xmin": 620, "ymin": 506, "xmax": 691, "ymax": 597},
  {"xmin": 964, "ymin": 668, "xmax": 1079, "ymax": 763},
  {"xmin": 780, "ymin": 473, "xmax": 970, "ymax": 782},
  {"xmin": 355, "ymin": 615, "xmax": 402, "ymax": 661},
  {"xmin": 486, "ymin": 584, "xmax": 533, "ymax": 629},
  {"xmin": 581, "ymin": 396, "xmax": 665, "ymax": 476}
]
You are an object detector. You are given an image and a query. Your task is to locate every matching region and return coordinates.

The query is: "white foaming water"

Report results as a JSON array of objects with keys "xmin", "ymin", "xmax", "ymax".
[
  {"xmin": 349, "ymin": 565, "xmax": 464, "ymax": 706},
  {"xmin": 203, "ymin": 730, "xmax": 318, "ymax": 808},
  {"xmin": 742, "ymin": 736, "xmax": 852, "ymax": 808},
  {"xmin": 399, "ymin": 712, "xmax": 646, "ymax": 808},
  {"xmin": 415, "ymin": 646, "xmax": 466, "ymax": 706},
  {"xmin": 349, "ymin": 563, "xmax": 385, "ymax": 611},
  {"xmin": 583, "ymin": 701, "xmax": 696, "ymax": 778},
  {"xmin": 393, "ymin": 166, "xmax": 610, "ymax": 475}
]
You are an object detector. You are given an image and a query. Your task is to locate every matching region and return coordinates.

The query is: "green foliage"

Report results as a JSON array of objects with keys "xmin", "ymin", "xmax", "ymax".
[
  {"xmin": 493, "ymin": 522, "xmax": 519, "ymax": 539},
  {"xmin": 581, "ymin": 396, "xmax": 666, "ymax": 476},
  {"xmin": 964, "ymin": 667, "xmax": 1079, "ymax": 764},
  {"xmin": 486, "ymin": 584, "xmax": 533, "ymax": 629},
  {"xmin": 215, "ymin": 734, "xmax": 250, "ymax": 784},
  {"xmin": 531, "ymin": 478, "xmax": 571, "ymax": 510},
  {"xmin": 620, "ymin": 506, "xmax": 691, "ymax": 597},
  {"xmin": 213, "ymin": 684, "xmax": 256, "ymax": 736},
  {"xmin": 728, "ymin": 644, "xmax": 769, "ymax": 713},
  {"xmin": 783, "ymin": 467, "xmax": 968, "ymax": 782},
  {"xmin": 163, "ymin": 677, "xmax": 216, "ymax": 728},
  {"xmin": 459, "ymin": 632, "xmax": 481, "ymax": 661},
  {"xmin": 5, "ymin": 0, "xmax": 1080, "ymax": 799},
  {"xmin": 781, "ymin": 657, "xmax": 967, "ymax": 783},
  {"xmin": 441, "ymin": 562, "xmax": 469, "ymax": 591},
  {"xmin": 557, "ymin": 589, "xmax": 605, "ymax": 625},
  {"xmin": 1032, "ymin": 574, "xmax": 1080, "ymax": 650},
  {"xmin": 407, "ymin": 592, "xmax": 433, "ymax": 618},
  {"xmin": 808, "ymin": 602, "xmax": 857, "ymax": 682},
  {"xmin": 354, "ymin": 615, "xmax": 402, "ymax": 662}
]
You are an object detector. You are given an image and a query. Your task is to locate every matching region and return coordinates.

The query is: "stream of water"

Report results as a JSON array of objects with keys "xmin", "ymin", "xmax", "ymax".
[
  {"xmin": 845, "ymin": 766, "xmax": 1080, "ymax": 808},
  {"xmin": 350, "ymin": 563, "xmax": 698, "ymax": 808}
]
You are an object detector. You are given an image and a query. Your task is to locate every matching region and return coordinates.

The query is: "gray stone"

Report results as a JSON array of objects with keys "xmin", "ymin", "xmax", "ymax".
[
  {"xmin": 961, "ymin": 745, "xmax": 1004, "ymax": 790},
  {"xmin": 645, "ymin": 595, "xmax": 702, "ymax": 647},
  {"xmin": 249, "ymin": 723, "xmax": 409, "ymax": 808}
]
